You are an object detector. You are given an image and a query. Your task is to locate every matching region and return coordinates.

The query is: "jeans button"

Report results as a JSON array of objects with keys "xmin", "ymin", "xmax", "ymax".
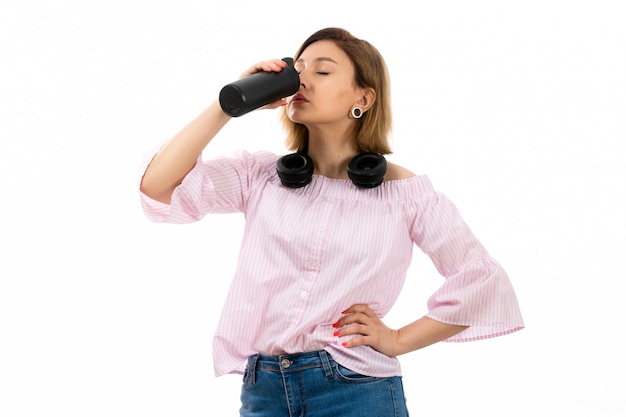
[{"xmin": 280, "ymin": 358, "xmax": 292, "ymax": 369}]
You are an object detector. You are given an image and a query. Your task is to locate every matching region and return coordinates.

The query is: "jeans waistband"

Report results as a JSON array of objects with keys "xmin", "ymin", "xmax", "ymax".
[{"xmin": 245, "ymin": 350, "xmax": 334, "ymax": 384}]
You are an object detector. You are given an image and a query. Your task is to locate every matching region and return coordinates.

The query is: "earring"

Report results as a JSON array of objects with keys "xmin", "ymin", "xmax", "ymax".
[{"xmin": 351, "ymin": 106, "xmax": 363, "ymax": 119}]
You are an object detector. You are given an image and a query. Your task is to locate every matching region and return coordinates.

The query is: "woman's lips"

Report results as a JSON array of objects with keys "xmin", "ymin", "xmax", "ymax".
[{"xmin": 290, "ymin": 93, "xmax": 308, "ymax": 104}]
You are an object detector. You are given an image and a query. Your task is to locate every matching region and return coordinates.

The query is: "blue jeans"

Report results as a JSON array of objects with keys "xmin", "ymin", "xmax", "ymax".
[{"xmin": 240, "ymin": 350, "xmax": 409, "ymax": 417}]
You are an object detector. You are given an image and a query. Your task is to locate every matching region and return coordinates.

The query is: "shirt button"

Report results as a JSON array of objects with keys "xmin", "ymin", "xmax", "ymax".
[
  {"xmin": 300, "ymin": 290, "xmax": 308, "ymax": 298},
  {"xmin": 310, "ymin": 261, "xmax": 318, "ymax": 268},
  {"xmin": 281, "ymin": 358, "xmax": 292, "ymax": 368},
  {"xmin": 317, "ymin": 226, "xmax": 324, "ymax": 233}
]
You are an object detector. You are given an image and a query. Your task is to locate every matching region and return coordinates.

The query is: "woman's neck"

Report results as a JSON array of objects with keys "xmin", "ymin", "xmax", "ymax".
[
  {"xmin": 306, "ymin": 125, "xmax": 358, "ymax": 179},
  {"xmin": 307, "ymin": 123, "xmax": 358, "ymax": 179}
]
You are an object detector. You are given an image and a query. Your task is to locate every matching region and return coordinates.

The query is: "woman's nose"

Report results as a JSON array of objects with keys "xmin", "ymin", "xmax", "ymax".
[{"xmin": 298, "ymin": 69, "xmax": 308, "ymax": 88}]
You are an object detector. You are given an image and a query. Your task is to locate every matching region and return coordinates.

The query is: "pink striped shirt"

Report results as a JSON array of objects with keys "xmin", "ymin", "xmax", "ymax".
[{"xmin": 140, "ymin": 150, "xmax": 524, "ymax": 377}]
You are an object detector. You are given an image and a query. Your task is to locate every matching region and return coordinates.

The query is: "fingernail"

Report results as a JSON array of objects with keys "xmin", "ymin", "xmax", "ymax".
[
  {"xmin": 342, "ymin": 342, "xmax": 347, "ymax": 347},
  {"xmin": 341, "ymin": 309, "xmax": 349, "ymax": 314},
  {"xmin": 333, "ymin": 321, "xmax": 340, "ymax": 328},
  {"xmin": 333, "ymin": 331, "xmax": 340, "ymax": 337}
]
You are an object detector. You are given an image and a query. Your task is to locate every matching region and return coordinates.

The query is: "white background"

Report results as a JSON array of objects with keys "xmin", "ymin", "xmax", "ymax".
[{"xmin": 1, "ymin": 1, "xmax": 624, "ymax": 416}]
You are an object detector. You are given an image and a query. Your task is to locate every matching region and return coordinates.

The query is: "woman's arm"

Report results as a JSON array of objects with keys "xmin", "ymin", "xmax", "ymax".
[
  {"xmin": 334, "ymin": 304, "xmax": 468, "ymax": 357},
  {"xmin": 139, "ymin": 59, "xmax": 290, "ymax": 204},
  {"xmin": 139, "ymin": 100, "xmax": 230, "ymax": 204}
]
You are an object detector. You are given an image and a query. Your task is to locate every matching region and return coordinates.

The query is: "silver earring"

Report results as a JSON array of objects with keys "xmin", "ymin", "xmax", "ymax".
[{"xmin": 351, "ymin": 106, "xmax": 363, "ymax": 119}]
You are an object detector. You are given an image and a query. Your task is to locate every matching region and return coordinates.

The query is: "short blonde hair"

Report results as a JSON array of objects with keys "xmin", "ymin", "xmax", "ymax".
[{"xmin": 280, "ymin": 28, "xmax": 393, "ymax": 155}]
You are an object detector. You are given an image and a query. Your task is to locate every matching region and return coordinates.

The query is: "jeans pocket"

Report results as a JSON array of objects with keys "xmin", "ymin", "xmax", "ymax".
[{"xmin": 334, "ymin": 363, "xmax": 381, "ymax": 384}]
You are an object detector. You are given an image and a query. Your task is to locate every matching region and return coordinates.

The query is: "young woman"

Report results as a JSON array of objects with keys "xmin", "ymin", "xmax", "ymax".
[{"xmin": 140, "ymin": 27, "xmax": 524, "ymax": 417}]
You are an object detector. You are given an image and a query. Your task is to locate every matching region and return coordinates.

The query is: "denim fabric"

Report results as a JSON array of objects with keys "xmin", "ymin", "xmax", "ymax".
[{"xmin": 240, "ymin": 350, "xmax": 409, "ymax": 417}]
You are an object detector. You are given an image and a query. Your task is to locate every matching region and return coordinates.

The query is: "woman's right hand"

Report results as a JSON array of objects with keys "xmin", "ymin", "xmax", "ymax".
[
  {"xmin": 239, "ymin": 58, "xmax": 289, "ymax": 78},
  {"xmin": 239, "ymin": 59, "xmax": 292, "ymax": 110}
]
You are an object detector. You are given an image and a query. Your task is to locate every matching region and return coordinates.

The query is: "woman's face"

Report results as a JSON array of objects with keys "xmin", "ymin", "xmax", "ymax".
[{"xmin": 287, "ymin": 40, "xmax": 363, "ymax": 126}]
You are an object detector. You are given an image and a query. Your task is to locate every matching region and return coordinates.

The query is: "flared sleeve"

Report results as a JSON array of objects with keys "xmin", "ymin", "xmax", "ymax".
[
  {"xmin": 139, "ymin": 149, "xmax": 277, "ymax": 224},
  {"xmin": 409, "ymin": 190, "xmax": 524, "ymax": 342}
]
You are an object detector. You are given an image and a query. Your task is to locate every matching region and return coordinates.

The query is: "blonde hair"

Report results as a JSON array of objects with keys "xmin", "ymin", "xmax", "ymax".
[{"xmin": 280, "ymin": 28, "xmax": 393, "ymax": 155}]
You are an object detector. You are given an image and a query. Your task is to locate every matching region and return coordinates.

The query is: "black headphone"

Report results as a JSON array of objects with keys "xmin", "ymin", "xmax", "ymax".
[{"xmin": 276, "ymin": 151, "xmax": 387, "ymax": 189}]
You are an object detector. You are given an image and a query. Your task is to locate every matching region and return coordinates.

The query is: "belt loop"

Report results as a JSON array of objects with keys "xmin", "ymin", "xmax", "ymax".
[
  {"xmin": 245, "ymin": 354, "xmax": 259, "ymax": 384},
  {"xmin": 318, "ymin": 350, "xmax": 334, "ymax": 379}
]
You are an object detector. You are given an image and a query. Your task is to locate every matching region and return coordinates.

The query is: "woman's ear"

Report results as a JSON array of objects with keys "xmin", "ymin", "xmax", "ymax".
[{"xmin": 355, "ymin": 87, "xmax": 376, "ymax": 112}]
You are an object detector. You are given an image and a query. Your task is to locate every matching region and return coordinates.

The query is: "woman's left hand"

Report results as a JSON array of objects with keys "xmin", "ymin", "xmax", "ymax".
[{"xmin": 333, "ymin": 304, "xmax": 400, "ymax": 357}]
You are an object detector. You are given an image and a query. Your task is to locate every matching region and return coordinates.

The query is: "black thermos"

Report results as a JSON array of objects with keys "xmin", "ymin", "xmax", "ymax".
[{"xmin": 219, "ymin": 57, "xmax": 300, "ymax": 117}]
